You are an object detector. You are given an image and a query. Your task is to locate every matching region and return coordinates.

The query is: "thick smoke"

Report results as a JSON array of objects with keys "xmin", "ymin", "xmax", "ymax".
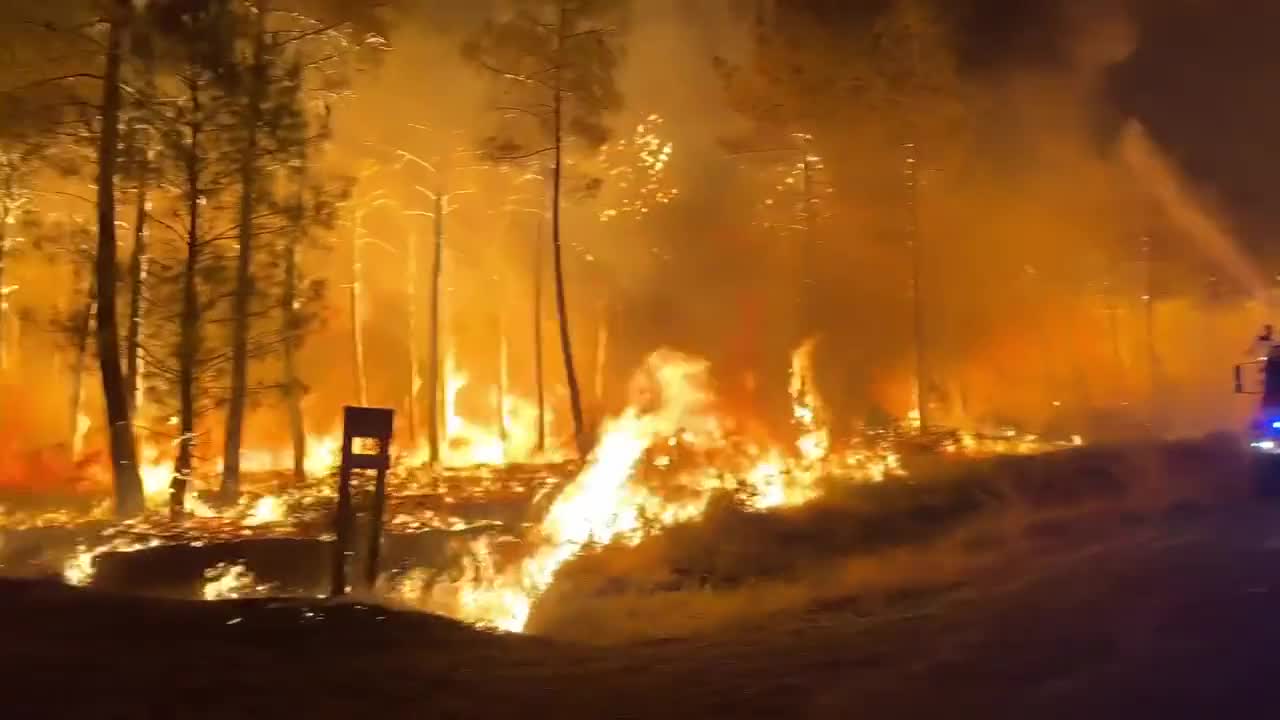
[{"xmin": 1119, "ymin": 120, "xmax": 1266, "ymax": 303}]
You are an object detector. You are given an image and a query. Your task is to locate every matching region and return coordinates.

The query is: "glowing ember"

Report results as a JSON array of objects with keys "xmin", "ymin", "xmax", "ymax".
[
  {"xmin": 202, "ymin": 562, "xmax": 272, "ymax": 601},
  {"xmin": 63, "ymin": 536, "xmax": 163, "ymax": 587},
  {"xmin": 243, "ymin": 496, "xmax": 284, "ymax": 526}
]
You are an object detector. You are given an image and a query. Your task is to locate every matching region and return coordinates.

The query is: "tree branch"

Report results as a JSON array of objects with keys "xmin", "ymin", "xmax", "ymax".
[
  {"xmin": 564, "ymin": 27, "xmax": 616, "ymax": 40},
  {"xmin": 497, "ymin": 105, "xmax": 550, "ymax": 121},
  {"xmin": 0, "ymin": 73, "xmax": 104, "ymax": 97},
  {"xmin": 495, "ymin": 146, "xmax": 557, "ymax": 162},
  {"xmin": 474, "ymin": 60, "xmax": 558, "ymax": 92},
  {"xmin": 277, "ymin": 21, "xmax": 348, "ymax": 47}
]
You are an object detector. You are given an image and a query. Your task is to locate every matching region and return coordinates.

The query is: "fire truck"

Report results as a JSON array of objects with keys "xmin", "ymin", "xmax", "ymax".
[{"xmin": 1235, "ymin": 348, "xmax": 1280, "ymax": 489}]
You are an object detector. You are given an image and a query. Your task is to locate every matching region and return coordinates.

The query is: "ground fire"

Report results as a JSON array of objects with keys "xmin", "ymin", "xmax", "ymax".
[{"xmin": 4, "ymin": 339, "xmax": 1079, "ymax": 633}]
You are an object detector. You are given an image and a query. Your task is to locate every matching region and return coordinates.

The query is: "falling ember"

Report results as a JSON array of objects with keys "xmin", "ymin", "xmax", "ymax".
[{"xmin": 597, "ymin": 112, "xmax": 678, "ymax": 222}]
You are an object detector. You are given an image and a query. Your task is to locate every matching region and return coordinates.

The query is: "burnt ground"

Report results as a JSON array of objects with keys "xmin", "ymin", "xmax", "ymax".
[{"xmin": 6, "ymin": 448, "xmax": 1280, "ymax": 718}]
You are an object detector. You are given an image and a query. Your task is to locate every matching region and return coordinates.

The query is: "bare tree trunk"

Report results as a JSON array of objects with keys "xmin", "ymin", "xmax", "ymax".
[
  {"xmin": 97, "ymin": 5, "xmax": 144, "ymax": 517},
  {"xmin": 350, "ymin": 211, "xmax": 369, "ymax": 407},
  {"xmin": 799, "ymin": 143, "xmax": 818, "ymax": 320},
  {"xmin": 1144, "ymin": 235, "xmax": 1159, "ymax": 435},
  {"xmin": 1105, "ymin": 280, "xmax": 1125, "ymax": 393},
  {"xmin": 173, "ymin": 78, "xmax": 204, "ymax": 519},
  {"xmin": 533, "ymin": 216, "xmax": 545, "ymax": 453},
  {"xmin": 406, "ymin": 231, "xmax": 420, "ymax": 446},
  {"xmin": 552, "ymin": 5, "xmax": 587, "ymax": 458},
  {"xmin": 349, "ymin": 280, "xmax": 362, "ymax": 402},
  {"xmin": 175, "ymin": 235, "xmax": 198, "ymax": 519},
  {"xmin": 426, "ymin": 193, "xmax": 444, "ymax": 464},
  {"xmin": 126, "ymin": 179, "xmax": 147, "ymax": 414},
  {"xmin": 283, "ymin": 184, "xmax": 306, "ymax": 483},
  {"xmin": 497, "ymin": 312, "xmax": 508, "ymax": 460},
  {"xmin": 594, "ymin": 297, "xmax": 608, "ymax": 407},
  {"xmin": 906, "ymin": 140, "xmax": 929, "ymax": 433},
  {"xmin": 222, "ymin": 0, "xmax": 268, "ymax": 502},
  {"xmin": 70, "ymin": 278, "xmax": 96, "ymax": 458}
]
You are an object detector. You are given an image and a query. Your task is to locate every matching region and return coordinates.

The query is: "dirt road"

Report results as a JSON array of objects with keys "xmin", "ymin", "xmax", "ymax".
[{"xmin": 4, "ymin": 498, "xmax": 1280, "ymax": 718}]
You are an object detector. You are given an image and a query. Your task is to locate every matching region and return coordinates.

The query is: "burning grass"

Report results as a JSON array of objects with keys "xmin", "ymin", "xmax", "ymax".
[{"xmin": 523, "ymin": 435, "xmax": 1250, "ymax": 644}]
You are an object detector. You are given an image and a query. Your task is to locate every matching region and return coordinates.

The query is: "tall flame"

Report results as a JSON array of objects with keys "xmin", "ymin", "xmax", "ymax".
[
  {"xmin": 425, "ymin": 351, "xmax": 720, "ymax": 631},
  {"xmin": 431, "ymin": 344, "xmax": 560, "ymax": 466},
  {"xmin": 789, "ymin": 337, "xmax": 829, "ymax": 463}
]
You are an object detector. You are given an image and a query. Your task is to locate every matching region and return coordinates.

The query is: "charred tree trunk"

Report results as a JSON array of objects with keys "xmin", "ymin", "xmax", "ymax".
[
  {"xmin": 283, "ymin": 183, "xmax": 307, "ymax": 483},
  {"xmin": 173, "ymin": 78, "xmax": 204, "ymax": 519},
  {"xmin": 97, "ymin": 5, "xmax": 144, "ymax": 516},
  {"xmin": 533, "ymin": 216, "xmax": 546, "ymax": 453},
  {"xmin": 552, "ymin": 6, "xmax": 587, "ymax": 458},
  {"xmin": 126, "ymin": 179, "xmax": 147, "ymax": 414},
  {"xmin": 223, "ymin": 1, "xmax": 268, "ymax": 502},
  {"xmin": 426, "ymin": 193, "xmax": 444, "ymax": 465}
]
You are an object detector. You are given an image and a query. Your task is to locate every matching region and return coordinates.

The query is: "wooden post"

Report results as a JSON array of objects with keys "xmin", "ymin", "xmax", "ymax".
[
  {"xmin": 331, "ymin": 406, "xmax": 394, "ymax": 597},
  {"xmin": 331, "ymin": 463, "xmax": 354, "ymax": 596},
  {"xmin": 365, "ymin": 466, "xmax": 389, "ymax": 590}
]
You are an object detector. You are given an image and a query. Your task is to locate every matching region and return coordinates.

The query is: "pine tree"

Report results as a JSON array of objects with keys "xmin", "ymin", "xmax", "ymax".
[
  {"xmin": 97, "ymin": 0, "xmax": 146, "ymax": 515},
  {"xmin": 139, "ymin": 0, "xmax": 244, "ymax": 515},
  {"xmin": 463, "ymin": 0, "xmax": 630, "ymax": 458}
]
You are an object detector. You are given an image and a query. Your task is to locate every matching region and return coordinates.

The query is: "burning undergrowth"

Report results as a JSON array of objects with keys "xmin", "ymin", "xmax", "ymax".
[
  {"xmin": 0, "ymin": 343, "xmax": 1088, "ymax": 636},
  {"xmin": 379, "ymin": 345, "xmax": 1082, "ymax": 632},
  {"xmin": 524, "ymin": 434, "xmax": 1251, "ymax": 644}
]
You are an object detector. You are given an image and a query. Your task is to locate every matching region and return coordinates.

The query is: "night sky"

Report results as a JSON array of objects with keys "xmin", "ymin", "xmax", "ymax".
[
  {"xmin": 1112, "ymin": 0, "xmax": 1280, "ymax": 259},
  {"xmin": 957, "ymin": 0, "xmax": 1280, "ymax": 260}
]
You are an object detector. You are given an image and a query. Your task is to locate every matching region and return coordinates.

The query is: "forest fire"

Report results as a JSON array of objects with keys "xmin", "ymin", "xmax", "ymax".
[
  {"xmin": 15, "ymin": 341, "xmax": 1081, "ymax": 633},
  {"xmin": 0, "ymin": 0, "xmax": 1255, "ymax": 658},
  {"xmin": 4, "ymin": 0, "xmax": 1280, "ymax": 715}
]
